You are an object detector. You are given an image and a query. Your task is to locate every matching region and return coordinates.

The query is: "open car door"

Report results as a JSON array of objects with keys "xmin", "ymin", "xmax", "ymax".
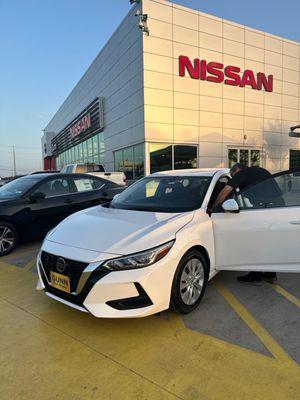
[{"xmin": 211, "ymin": 170, "xmax": 300, "ymax": 273}]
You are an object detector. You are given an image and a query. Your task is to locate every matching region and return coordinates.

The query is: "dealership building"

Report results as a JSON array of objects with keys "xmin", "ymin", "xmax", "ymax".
[{"xmin": 42, "ymin": 0, "xmax": 300, "ymax": 178}]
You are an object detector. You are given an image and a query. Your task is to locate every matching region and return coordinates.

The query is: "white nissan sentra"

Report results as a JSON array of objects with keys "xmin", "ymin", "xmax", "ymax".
[{"xmin": 36, "ymin": 168, "xmax": 300, "ymax": 318}]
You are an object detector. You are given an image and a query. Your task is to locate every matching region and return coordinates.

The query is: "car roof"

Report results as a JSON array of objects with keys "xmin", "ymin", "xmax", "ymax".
[
  {"xmin": 20, "ymin": 172, "xmax": 104, "ymax": 180},
  {"xmin": 20, "ymin": 173, "xmax": 58, "ymax": 180},
  {"xmin": 151, "ymin": 168, "xmax": 230, "ymax": 177}
]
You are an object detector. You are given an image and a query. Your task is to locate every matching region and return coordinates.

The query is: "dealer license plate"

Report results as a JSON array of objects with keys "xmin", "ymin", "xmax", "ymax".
[{"xmin": 50, "ymin": 271, "xmax": 70, "ymax": 293}]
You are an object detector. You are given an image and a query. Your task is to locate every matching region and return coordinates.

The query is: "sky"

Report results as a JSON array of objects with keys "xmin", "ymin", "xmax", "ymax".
[{"xmin": 0, "ymin": 0, "xmax": 299, "ymax": 177}]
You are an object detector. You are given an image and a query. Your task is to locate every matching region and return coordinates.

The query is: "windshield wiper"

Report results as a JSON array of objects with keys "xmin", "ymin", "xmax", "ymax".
[
  {"xmin": 102, "ymin": 201, "xmax": 114, "ymax": 208},
  {"xmin": 115, "ymin": 206, "xmax": 156, "ymax": 212}
]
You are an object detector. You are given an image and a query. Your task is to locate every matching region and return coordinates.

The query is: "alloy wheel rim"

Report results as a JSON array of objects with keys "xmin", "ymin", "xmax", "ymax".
[
  {"xmin": 0, "ymin": 226, "xmax": 15, "ymax": 254},
  {"xmin": 180, "ymin": 258, "xmax": 205, "ymax": 305}
]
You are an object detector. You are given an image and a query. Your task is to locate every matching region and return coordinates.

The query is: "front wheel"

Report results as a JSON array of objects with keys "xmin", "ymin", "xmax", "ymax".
[
  {"xmin": 0, "ymin": 221, "xmax": 18, "ymax": 256},
  {"xmin": 170, "ymin": 250, "xmax": 209, "ymax": 314}
]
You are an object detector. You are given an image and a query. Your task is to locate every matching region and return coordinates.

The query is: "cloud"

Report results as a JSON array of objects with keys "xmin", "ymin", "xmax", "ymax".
[{"xmin": 33, "ymin": 112, "xmax": 46, "ymax": 119}]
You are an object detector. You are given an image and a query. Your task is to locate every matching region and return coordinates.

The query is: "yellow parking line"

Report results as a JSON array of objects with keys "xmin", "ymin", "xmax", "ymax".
[
  {"xmin": 23, "ymin": 258, "xmax": 36, "ymax": 272},
  {"xmin": 0, "ymin": 260, "xmax": 15, "ymax": 269},
  {"xmin": 213, "ymin": 281, "xmax": 298, "ymax": 369},
  {"xmin": 268, "ymin": 283, "xmax": 300, "ymax": 309}
]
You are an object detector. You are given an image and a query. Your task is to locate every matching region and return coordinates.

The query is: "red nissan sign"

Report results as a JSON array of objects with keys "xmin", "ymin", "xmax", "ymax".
[
  {"xmin": 70, "ymin": 113, "xmax": 91, "ymax": 139},
  {"xmin": 179, "ymin": 55, "xmax": 273, "ymax": 92}
]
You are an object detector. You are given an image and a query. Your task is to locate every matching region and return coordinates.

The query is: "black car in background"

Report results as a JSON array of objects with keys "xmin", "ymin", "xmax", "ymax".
[{"xmin": 0, "ymin": 173, "xmax": 124, "ymax": 256}]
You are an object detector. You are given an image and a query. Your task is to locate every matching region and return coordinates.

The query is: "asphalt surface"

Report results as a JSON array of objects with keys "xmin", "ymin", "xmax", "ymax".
[{"xmin": 0, "ymin": 241, "xmax": 299, "ymax": 400}]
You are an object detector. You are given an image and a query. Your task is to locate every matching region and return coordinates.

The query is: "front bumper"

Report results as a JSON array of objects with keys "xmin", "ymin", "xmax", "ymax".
[{"xmin": 36, "ymin": 241, "xmax": 179, "ymax": 318}]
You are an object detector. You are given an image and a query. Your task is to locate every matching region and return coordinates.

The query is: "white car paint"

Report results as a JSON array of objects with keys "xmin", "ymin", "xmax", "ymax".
[
  {"xmin": 60, "ymin": 163, "xmax": 126, "ymax": 186},
  {"xmin": 36, "ymin": 168, "xmax": 300, "ymax": 318},
  {"xmin": 213, "ymin": 206, "xmax": 300, "ymax": 272},
  {"xmin": 46, "ymin": 206, "xmax": 194, "ymax": 256}
]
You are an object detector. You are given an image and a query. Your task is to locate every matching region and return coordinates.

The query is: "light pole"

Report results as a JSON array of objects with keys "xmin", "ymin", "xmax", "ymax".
[{"xmin": 12, "ymin": 146, "xmax": 17, "ymax": 177}]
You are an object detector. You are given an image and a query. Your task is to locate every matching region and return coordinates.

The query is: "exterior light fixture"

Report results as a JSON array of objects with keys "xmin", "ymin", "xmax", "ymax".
[
  {"xmin": 289, "ymin": 125, "xmax": 300, "ymax": 138},
  {"xmin": 138, "ymin": 14, "xmax": 149, "ymax": 35}
]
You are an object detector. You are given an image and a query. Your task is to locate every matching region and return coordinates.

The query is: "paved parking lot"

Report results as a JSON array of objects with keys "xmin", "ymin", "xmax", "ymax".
[{"xmin": 1, "ymin": 242, "xmax": 299, "ymax": 400}]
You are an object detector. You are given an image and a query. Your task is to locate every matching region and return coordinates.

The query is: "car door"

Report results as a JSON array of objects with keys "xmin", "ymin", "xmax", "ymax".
[
  {"xmin": 25, "ymin": 176, "xmax": 73, "ymax": 234},
  {"xmin": 67, "ymin": 175, "xmax": 108, "ymax": 215},
  {"xmin": 211, "ymin": 170, "xmax": 300, "ymax": 273}
]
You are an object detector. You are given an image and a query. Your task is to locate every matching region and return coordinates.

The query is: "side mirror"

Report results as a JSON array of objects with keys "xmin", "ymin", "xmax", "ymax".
[
  {"xmin": 113, "ymin": 193, "xmax": 121, "ymax": 200},
  {"xmin": 30, "ymin": 192, "xmax": 46, "ymax": 201},
  {"xmin": 222, "ymin": 199, "xmax": 239, "ymax": 213}
]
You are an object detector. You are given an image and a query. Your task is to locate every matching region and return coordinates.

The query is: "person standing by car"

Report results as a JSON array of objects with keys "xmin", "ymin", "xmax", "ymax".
[{"xmin": 214, "ymin": 163, "xmax": 277, "ymax": 285}]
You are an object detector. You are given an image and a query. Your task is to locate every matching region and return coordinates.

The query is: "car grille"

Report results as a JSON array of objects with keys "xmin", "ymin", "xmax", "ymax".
[{"xmin": 41, "ymin": 251, "xmax": 89, "ymax": 293}]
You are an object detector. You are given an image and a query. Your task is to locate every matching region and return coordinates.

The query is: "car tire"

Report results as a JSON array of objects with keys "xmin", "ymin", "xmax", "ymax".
[
  {"xmin": 0, "ymin": 220, "xmax": 18, "ymax": 257},
  {"xmin": 170, "ymin": 249, "xmax": 209, "ymax": 314}
]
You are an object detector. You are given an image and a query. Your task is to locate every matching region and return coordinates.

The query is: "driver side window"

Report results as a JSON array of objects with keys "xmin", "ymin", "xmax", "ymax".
[
  {"xmin": 33, "ymin": 178, "xmax": 70, "ymax": 198},
  {"xmin": 237, "ymin": 172, "xmax": 300, "ymax": 210},
  {"xmin": 208, "ymin": 175, "xmax": 231, "ymax": 210}
]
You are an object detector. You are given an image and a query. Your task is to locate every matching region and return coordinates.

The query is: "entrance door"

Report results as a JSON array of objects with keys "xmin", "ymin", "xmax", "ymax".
[
  {"xmin": 211, "ymin": 170, "xmax": 300, "ymax": 273},
  {"xmin": 290, "ymin": 150, "xmax": 300, "ymax": 169}
]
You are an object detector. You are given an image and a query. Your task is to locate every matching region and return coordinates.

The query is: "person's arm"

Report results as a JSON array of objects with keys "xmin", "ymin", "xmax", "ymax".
[{"xmin": 213, "ymin": 185, "xmax": 234, "ymax": 208}]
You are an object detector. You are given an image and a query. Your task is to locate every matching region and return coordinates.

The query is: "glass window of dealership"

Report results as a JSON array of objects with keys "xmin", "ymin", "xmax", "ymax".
[
  {"xmin": 56, "ymin": 132, "xmax": 105, "ymax": 170},
  {"xmin": 114, "ymin": 143, "xmax": 198, "ymax": 179},
  {"xmin": 42, "ymin": 0, "xmax": 300, "ymax": 177}
]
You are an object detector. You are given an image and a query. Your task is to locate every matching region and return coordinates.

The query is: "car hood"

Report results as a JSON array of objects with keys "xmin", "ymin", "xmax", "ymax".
[{"xmin": 46, "ymin": 205, "xmax": 194, "ymax": 256}]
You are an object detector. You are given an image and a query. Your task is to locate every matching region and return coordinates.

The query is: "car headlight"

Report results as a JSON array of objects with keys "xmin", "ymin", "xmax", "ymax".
[{"xmin": 102, "ymin": 240, "xmax": 175, "ymax": 271}]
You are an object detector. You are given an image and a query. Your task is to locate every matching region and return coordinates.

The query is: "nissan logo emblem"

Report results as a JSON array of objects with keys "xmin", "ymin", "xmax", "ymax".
[{"xmin": 56, "ymin": 257, "xmax": 67, "ymax": 273}]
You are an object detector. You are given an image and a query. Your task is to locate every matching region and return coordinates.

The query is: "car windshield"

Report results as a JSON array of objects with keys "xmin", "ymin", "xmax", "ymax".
[
  {"xmin": 111, "ymin": 176, "xmax": 212, "ymax": 212},
  {"xmin": 0, "ymin": 176, "xmax": 39, "ymax": 199}
]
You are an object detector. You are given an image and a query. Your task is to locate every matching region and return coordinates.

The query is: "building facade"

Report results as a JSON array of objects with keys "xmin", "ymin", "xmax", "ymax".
[{"xmin": 42, "ymin": 0, "xmax": 300, "ymax": 177}]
